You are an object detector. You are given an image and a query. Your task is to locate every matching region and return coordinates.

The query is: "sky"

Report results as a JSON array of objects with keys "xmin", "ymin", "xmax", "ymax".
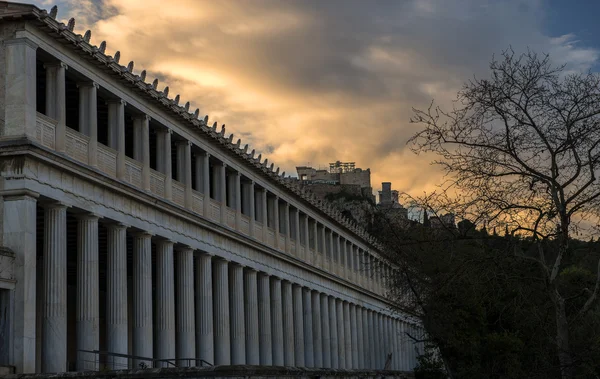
[{"xmin": 32, "ymin": 0, "xmax": 600, "ymax": 199}]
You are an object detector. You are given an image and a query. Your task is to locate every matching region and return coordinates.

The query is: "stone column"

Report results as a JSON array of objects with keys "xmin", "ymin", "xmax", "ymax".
[
  {"xmin": 257, "ymin": 273, "xmax": 272, "ymax": 365},
  {"xmin": 233, "ymin": 172, "xmax": 242, "ymax": 230},
  {"xmin": 320, "ymin": 294, "xmax": 331, "ymax": 368},
  {"xmin": 292, "ymin": 284, "xmax": 305, "ymax": 367},
  {"xmin": 229, "ymin": 262, "xmax": 246, "ymax": 364},
  {"xmin": 45, "ymin": 62, "xmax": 67, "ymax": 151},
  {"xmin": 311, "ymin": 291, "xmax": 322, "ymax": 368},
  {"xmin": 196, "ymin": 152, "xmax": 211, "ymax": 216},
  {"xmin": 155, "ymin": 240, "xmax": 175, "ymax": 367},
  {"xmin": 41, "ymin": 202, "xmax": 66, "ymax": 373},
  {"xmin": 301, "ymin": 289, "xmax": 313, "ymax": 368},
  {"xmin": 325, "ymin": 230, "xmax": 332, "ymax": 272},
  {"xmin": 303, "ymin": 215, "xmax": 309, "ymax": 261},
  {"xmin": 347, "ymin": 303, "xmax": 355, "ymax": 368},
  {"xmin": 176, "ymin": 247, "xmax": 195, "ymax": 366},
  {"xmin": 248, "ymin": 181, "xmax": 256, "ymax": 238},
  {"xmin": 367, "ymin": 310, "xmax": 375, "ymax": 369},
  {"xmin": 213, "ymin": 258, "xmax": 230, "ymax": 365},
  {"xmin": 313, "ymin": 222, "xmax": 319, "ymax": 267},
  {"xmin": 106, "ymin": 223, "xmax": 128, "ymax": 369},
  {"xmin": 132, "ymin": 232, "xmax": 153, "ymax": 367},
  {"xmin": 270, "ymin": 277, "xmax": 284, "ymax": 365},
  {"xmin": 293, "ymin": 209, "xmax": 301, "ymax": 258},
  {"xmin": 244, "ymin": 268, "xmax": 260, "ymax": 365},
  {"xmin": 336, "ymin": 299, "xmax": 346, "ymax": 369},
  {"xmin": 345, "ymin": 242, "xmax": 351, "ymax": 280},
  {"xmin": 3, "ymin": 38, "xmax": 38, "ymax": 139},
  {"xmin": 356, "ymin": 307, "xmax": 364, "ymax": 369},
  {"xmin": 108, "ymin": 100, "xmax": 126, "ymax": 180},
  {"xmin": 79, "ymin": 82, "xmax": 98, "ymax": 166},
  {"xmin": 391, "ymin": 319, "xmax": 399, "ymax": 370},
  {"xmin": 273, "ymin": 196, "xmax": 280, "ymax": 250},
  {"xmin": 335, "ymin": 235, "xmax": 341, "ymax": 277},
  {"xmin": 76, "ymin": 214, "xmax": 99, "ymax": 371},
  {"xmin": 328, "ymin": 297, "xmax": 338, "ymax": 368},
  {"xmin": 321, "ymin": 227, "xmax": 327, "ymax": 270},
  {"xmin": 283, "ymin": 203, "xmax": 291, "ymax": 253},
  {"xmin": 261, "ymin": 189, "xmax": 268, "ymax": 242},
  {"xmin": 156, "ymin": 129, "xmax": 173, "ymax": 200},
  {"xmin": 195, "ymin": 253, "xmax": 214, "ymax": 365},
  {"xmin": 141, "ymin": 116, "xmax": 152, "ymax": 191},
  {"xmin": 176, "ymin": 141, "xmax": 193, "ymax": 208},
  {"xmin": 216, "ymin": 163, "xmax": 227, "ymax": 224},
  {"xmin": 377, "ymin": 313, "xmax": 385, "ymax": 369},
  {"xmin": 282, "ymin": 281, "xmax": 294, "ymax": 366}
]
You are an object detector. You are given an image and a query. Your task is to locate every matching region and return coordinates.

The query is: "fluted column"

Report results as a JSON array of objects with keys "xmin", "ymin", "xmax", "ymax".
[
  {"xmin": 248, "ymin": 181, "xmax": 256, "ymax": 238},
  {"xmin": 233, "ymin": 172, "xmax": 242, "ymax": 230},
  {"xmin": 76, "ymin": 214, "xmax": 99, "ymax": 371},
  {"xmin": 323, "ymin": 295, "xmax": 333, "ymax": 368},
  {"xmin": 78, "ymin": 82, "xmax": 98, "ymax": 166},
  {"xmin": 346, "ymin": 302, "xmax": 354, "ymax": 368},
  {"xmin": 195, "ymin": 253, "xmax": 214, "ymax": 365},
  {"xmin": 293, "ymin": 209, "xmax": 301, "ymax": 258},
  {"xmin": 270, "ymin": 277, "xmax": 284, "ymax": 365},
  {"xmin": 261, "ymin": 189, "xmax": 268, "ymax": 242},
  {"xmin": 312, "ymin": 222, "xmax": 319, "ymax": 267},
  {"xmin": 356, "ymin": 307, "xmax": 365, "ymax": 369},
  {"xmin": 367, "ymin": 310, "xmax": 375, "ymax": 369},
  {"xmin": 312, "ymin": 291, "xmax": 323, "ymax": 367},
  {"xmin": 229, "ymin": 263, "xmax": 246, "ymax": 364},
  {"xmin": 321, "ymin": 227, "xmax": 327, "ymax": 270},
  {"xmin": 176, "ymin": 247, "xmax": 195, "ymax": 366},
  {"xmin": 273, "ymin": 196, "xmax": 280, "ymax": 250},
  {"xmin": 282, "ymin": 281, "xmax": 294, "ymax": 366},
  {"xmin": 106, "ymin": 223, "xmax": 128, "ymax": 369},
  {"xmin": 336, "ymin": 236, "xmax": 342, "ymax": 277},
  {"xmin": 45, "ymin": 62, "xmax": 67, "ymax": 152},
  {"xmin": 378, "ymin": 313, "xmax": 385, "ymax": 369},
  {"xmin": 283, "ymin": 203, "xmax": 291, "ymax": 253},
  {"xmin": 108, "ymin": 100, "xmax": 126, "ymax": 180},
  {"xmin": 156, "ymin": 129, "xmax": 173, "ymax": 200},
  {"xmin": 292, "ymin": 284, "xmax": 305, "ymax": 367},
  {"xmin": 213, "ymin": 258, "xmax": 230, "ymax": 365},
  {"xmin": 176, "ymin": 141, "xmax": 192, "ymax": 208},
  {"xmin": 303, "ymin": 215, "xmax": 309, "ymax": 262},
  {"xmin": 132, "ymin": 232, "xmax": 153, "ymax": 367},
  {"xmin": 244, "ymin": 268, "xmax": 259, "ymax": 364},
  {"xmin": 392, "ymin": 319, "xmax": 399, "ymax": 370},
  {"xmin": 217, "ymin": 163, "xmax": 227, "ymax": 224},
  {"xmin": 3, "ymin": 38, "xmax": 38, "ymax": 140},
  {"xmin": 257, "ymin": 273, "xmax": 272, "ymax": 365},
  {"xmin": 196, "ymin": 152, "xmax": 211, "ymax": 216},
  {"xmin": 42, "ymin": 203, "xmax": 67, "ymax": 373},
  {"xmin": 155, "ymin": 240, "xmax": 175, "ymax": 367},
  {"xmin": 334, "ymin": 299, "xmax": 344, "ymax": 369},
  {"xmin": 302, "ymin": 288, "xmax": 313, "ymax": 367},
  {"xmin": 329, "ymin": 297, "xmax": 340, "ymax": 368}
]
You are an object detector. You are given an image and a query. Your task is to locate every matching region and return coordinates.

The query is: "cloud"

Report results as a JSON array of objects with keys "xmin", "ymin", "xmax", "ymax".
[{"xmin": 35, "ymin": 0, "xmax": 600, "ymax": 198}]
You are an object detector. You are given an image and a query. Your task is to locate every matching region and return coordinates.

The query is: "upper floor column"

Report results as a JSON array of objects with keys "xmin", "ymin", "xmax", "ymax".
[
  {"xmin": 283, "ymin": 202, "xmax": 291, "ymax": 253},
  {"xmin": 156, "ymin": 128, "xmax": 172, "ymax": 199},
  {"xmin": 132, "ymin": 115, "xmax": 151, "ymax": 191},
  {"xmin": 107, "ymin": 99, "xmax": 126, "ymax": 180},
  {"xmin": 44, "ymin": 61, "xmax": 67, "ymax": 151},
  {"xmin": 176, "ymin": 140, "xmax": 192, "ymax": 208},
  {"xmin": 78, "ymin": 81, "xmax": 98, "ymax": 167},
  {"xmin": 241, "ymin": 180, "xmax": 256, "ymax": 238},
  {"xmin": 195, "ymin": 151, "xmax": 211, "ymax": 216},
  {"xmin": 3, "ymin": 38, "xmax": 38, "ymax": 140}
]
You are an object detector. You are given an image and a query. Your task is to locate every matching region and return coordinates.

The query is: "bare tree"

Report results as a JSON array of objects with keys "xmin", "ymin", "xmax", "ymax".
[{"xmin": 409, "ymin": 49, "xmax": 600, "ymax": 379}]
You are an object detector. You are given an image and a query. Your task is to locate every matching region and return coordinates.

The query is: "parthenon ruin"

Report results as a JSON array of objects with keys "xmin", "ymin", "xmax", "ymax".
[{"xmin": 0, "ymin": 1, "xmax": 423, "ymax": 374}]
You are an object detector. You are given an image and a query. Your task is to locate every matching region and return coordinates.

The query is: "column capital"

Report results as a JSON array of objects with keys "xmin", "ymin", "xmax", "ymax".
[
  {"xmin": 104, "ymin": 221, "xmax": 129, "ymax": 229},
  {"xmin": 0, "ymin": 189, "xmax": 40, "ymax": 201},
  {"xmin": 43, "ymin": 61, "xmax": 68, "ymax": 70},
  {"xmin": 176, "ymin": 245, "xmax": 194, "ymax": 254},
  {"xmin": 4, "ymin": 37, "xmax": 38, "ymax": 50},
  {"xmin": 77, "ymin": 81, "xmax": 99, "ymax": 89},
  {"xmin": 74, "ymin": 212, "xmax": 100, "ymax": 221},
  {"xmin": 130, "ymin": 230, "xmax": 154, "ymax": 238},
  {"xmin": 244, "ymin": 266, "xmax": 258, "ymax": 272},
  {"xmin": 107, "ymin": 98, "xmax": 127, "ymax": 106}
]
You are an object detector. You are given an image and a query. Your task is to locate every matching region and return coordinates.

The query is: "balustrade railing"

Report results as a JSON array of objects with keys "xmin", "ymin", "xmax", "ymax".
[
  {"xmin": 97, "ymin": 144, "xmax": 117, "ymax": 177},
  {"xmin": 254, "ymin": 223, "xmax": 264, "ymax": 242},
  {"xmin": 192, "ymin": 190, "xmax": 204, "ymax": 215},
  {"xmin": 209, "ymin": 199, "xmax": 221, "ymax": 222},
  {"xmin": 225, "ymin": 208, "xmax": 236, "ymax": 229},
  {"xmin": 65, "ymin": 127, "xmax": 89, "ymax": 164},
  {"xmin": 172, "ymin": 180, "xmax": 185, "ymax": 207},
  {"xmin": 124, "ymin": 157, "xmax": 142, "ymax": 187},
  {"xmin": 267, "ymin": 228, "xmax": 275, "ymax": 247},
  {"xmin": 150, "ymin": 169, "xmax": 166, "ymax": 197},
  {"xmin": 35, "ymin": 112, "xmax": 56, "ymax": 149},
  {"xmin": 240, "ymin": 214, "xmax": 250, "ymax": 235}
]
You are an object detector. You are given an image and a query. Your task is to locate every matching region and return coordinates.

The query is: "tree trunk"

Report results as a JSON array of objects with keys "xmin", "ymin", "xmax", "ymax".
[{"xmin": 554, "ymin": 291, "xmax": 574, "ymax": 379}]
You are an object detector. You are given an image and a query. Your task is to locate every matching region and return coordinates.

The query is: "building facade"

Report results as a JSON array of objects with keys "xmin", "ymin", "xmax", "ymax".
[{"xmin": 0, "ymin": 1, "xmax": 423, "ymax": 374}]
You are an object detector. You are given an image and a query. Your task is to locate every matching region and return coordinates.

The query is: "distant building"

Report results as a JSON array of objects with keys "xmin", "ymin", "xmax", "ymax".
[
  {"xmin": 296, "ymin": 161, "xmax": 374, "ymax": 200},
  {"xmin": 377, "ymin": 182, "xmax": 408, "ymax": 222},
  {"xmin": 430, "ymin": 213, "xmax": 456, "ymax": 229}
]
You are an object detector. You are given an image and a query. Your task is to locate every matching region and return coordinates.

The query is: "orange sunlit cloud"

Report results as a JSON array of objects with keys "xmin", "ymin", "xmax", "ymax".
[{"xmin": 36, "ymin": 0, "xmax": 600, "ymax": 199}]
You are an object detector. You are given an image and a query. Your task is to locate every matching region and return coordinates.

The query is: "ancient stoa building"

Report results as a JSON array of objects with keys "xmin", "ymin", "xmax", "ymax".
[{"xmin": 0, "ymin": 1, "xmax": 422, "ymax": 374}]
